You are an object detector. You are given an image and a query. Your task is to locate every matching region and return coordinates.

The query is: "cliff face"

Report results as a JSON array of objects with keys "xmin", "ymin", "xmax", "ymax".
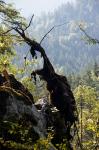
[
  {"xmin": 0, "ymin": 73, "xmax": 48, "ymax": 149},
  {"xmin": 0, "ymin": 86, "xmax": 46, "ymax": 137},
  {"xmin": 0, "ymin": 73, "xmax": 72, "ymax": 150},
  {"xmin": 0, "ymin": 72, "xmax": 46, "ymax": 136}
]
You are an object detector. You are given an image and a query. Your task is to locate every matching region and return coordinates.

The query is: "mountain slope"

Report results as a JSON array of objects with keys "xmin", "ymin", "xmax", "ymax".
[{"xmin": 16, "ymin": 0, "xmax": 99, "ymax": 74}]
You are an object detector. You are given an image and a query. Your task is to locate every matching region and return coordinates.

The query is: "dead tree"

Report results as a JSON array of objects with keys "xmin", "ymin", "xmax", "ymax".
[{"xmin": 1, "ymin": 16, "xmax": 78, "ymax": 144}]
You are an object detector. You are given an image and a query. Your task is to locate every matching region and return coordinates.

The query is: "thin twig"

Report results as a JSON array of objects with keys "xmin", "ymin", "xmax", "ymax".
[
  {"xmin": 24, "ymin": 14, "xmax": 34, "ymax": 31},
  {"xmin": 23, "ymin": 22, "xmax": 68, "ymax": 63},
  {"xmin": 40, "ymin": 22, "xmax": 67, "ymax": 44},
  {"xmin": 40, "ymin": 26, "xmax": 54, "ymax": 44},
  {"xmin": 79, "ymin": 25, "xmax": 99, "ymax": 44},
  {"xmin": 0, "ymin": 28, "xmax": 13, "ymax": 36},
  {"xmin": 2, "ymin": 18, "xmax": 22, "ymax": 30}
]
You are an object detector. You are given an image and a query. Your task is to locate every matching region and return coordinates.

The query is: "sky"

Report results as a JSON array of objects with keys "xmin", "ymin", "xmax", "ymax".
[{"xmin": 6, "ymin": 0, "xmax": 76, "ymax": 17}]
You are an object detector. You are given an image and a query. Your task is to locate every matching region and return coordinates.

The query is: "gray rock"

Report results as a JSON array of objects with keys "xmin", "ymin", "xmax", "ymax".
[
  {"xmin": 35, "ymin": 98, "xmax": 68, "ymax": 143},
  {"xmin": 0, "ymin": 86, "xmax": 69, "ymax": 149},
  {"xmin": 0, "ymin": 86, "xmax": 46, "ymax": 139}
]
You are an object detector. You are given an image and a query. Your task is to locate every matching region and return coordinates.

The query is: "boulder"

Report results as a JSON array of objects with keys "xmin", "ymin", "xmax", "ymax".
[{"xmin": 0, "ymin": 86, "xmax": 46, "ymax": 138}]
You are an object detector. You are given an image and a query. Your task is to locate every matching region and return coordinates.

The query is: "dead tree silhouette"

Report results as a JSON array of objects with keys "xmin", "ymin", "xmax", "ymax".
[
  {"xmin": 15, "ymin": 27, "xmax": 78, "ymax": 140},
  {"xmin": 1, "ymin": 14, "xmax": 78, "ymax": 148}
]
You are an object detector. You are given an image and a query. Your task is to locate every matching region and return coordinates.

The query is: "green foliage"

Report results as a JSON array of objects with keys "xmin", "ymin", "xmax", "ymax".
[
  {"xmin": 0, "ymin": 121, "xmax": 34, "ymax": 150},
  {"xmin": 74, "ymin": 85, "xmax": 97, "ymax": 108},
  {"xmin": 73, "ymin": 70, "xmax": 99, "ymax": 150},
  {"xmin": 0, "ymin": 1, "xmax": 26, "ymax": 27},
  {"xmin": 0, "ymin": 27, "xmax": 18, "ymax": 74},
  {"xmin": 0, "ymin": 121, "xmax": 57, "ymax": 150},
  {"xmin": 34, "ymin": 138, "xmax": 51, "ymax": 150},
  {"xmin": 0, "ymin": 31, "xmax": 14, "ymax": 54}
]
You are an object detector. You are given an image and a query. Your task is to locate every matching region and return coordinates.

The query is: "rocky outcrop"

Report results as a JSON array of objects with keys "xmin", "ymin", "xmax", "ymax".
[
  {"xmin": 0, "ymin": 86, "xmax": 46, "ymax": 138},
  {"xmin": 0, "ymin": 73, "xmax": 47, "ymax": 149},
  {"xmin": 35, "ymin": 98, "xmax": 73, "ymax": 150},
  {"xmin": 0, "ymin": 72, "xmax": 72, "ymax": 149}
]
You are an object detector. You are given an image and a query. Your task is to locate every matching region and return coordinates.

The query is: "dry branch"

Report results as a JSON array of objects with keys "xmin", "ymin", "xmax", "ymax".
[
  {"xmin": 24, "ymin": 14, "xmax": 34, "ymax": 31},
  {"xmin": 40, "ymin": 22, "xmax": 67, "ymax": 44},
  {"xmin": 0, "ymin": 28, "xmax": 13, "ymax": 36},
  {"xmin": 79, "ymin": 25, "xmax": 99, "ymax": 44}
]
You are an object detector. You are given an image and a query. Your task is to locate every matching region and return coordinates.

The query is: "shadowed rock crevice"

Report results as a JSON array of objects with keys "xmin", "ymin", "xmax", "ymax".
[{"xmin": 0, "ymin": 90, "xmax": 9, "ymax": 118}]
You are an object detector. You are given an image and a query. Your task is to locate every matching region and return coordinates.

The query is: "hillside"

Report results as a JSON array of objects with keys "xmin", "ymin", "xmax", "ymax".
[{"xmin": 16, "ymin": 0, "xmax": 99, "ymax": 74}]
